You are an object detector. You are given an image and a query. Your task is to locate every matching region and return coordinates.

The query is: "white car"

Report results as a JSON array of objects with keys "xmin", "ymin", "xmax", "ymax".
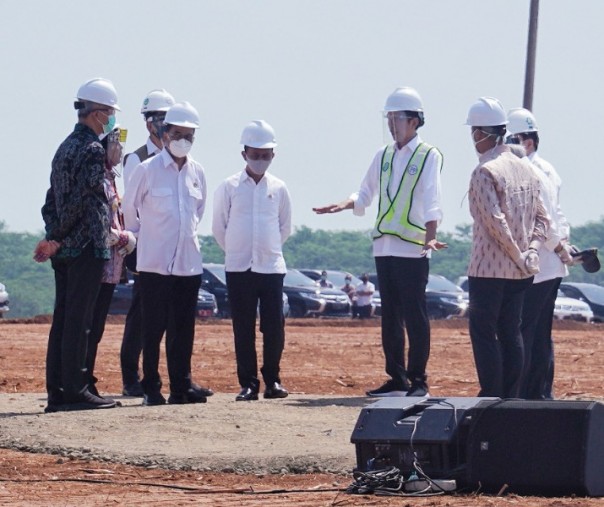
[
  {"xmin": 554, "ymin": 290, "xmax": 593, "ymax": 322},
  {"xmin": 0, "ymin": 282, "xmax": 9, "ymax": 317}
]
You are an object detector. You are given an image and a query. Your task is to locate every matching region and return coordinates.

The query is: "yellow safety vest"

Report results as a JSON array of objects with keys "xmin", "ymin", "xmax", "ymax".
[{"xmin": 372, "ymin": 142, "xmax": 439, "ymax": 245}]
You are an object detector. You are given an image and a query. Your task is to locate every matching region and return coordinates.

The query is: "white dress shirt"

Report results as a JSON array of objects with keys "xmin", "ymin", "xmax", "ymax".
[
  {"xmin": 351, "ymin": 134, "xmax": 443, "ymax": 258},
  {"xmin": 123, "ymin": 138, "xmax": 161, "ymax": 191},
  {"xmin": 355, "ymin": 281, "xmax": 375, "ymax": 306},
  {"xmin": 528, "ymin": 152, "xmax": 569, "ymax": 283},
  {"xmin": 122, "ymin": 148, "xmax": 206, "ymax": 276},
  {"xmin": 212, "ymin": 169, "xmax": 292, "ymax": 274}
]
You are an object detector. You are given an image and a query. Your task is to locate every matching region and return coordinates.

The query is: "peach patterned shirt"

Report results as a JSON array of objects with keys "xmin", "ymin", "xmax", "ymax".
[{"xmin": 468, "ymin": 145, "xmax": 549, "ymax": 279}]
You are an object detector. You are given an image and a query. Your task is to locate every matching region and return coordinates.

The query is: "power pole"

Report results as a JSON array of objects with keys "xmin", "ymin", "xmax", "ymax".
[{"xmin": 523, "ymin": 0, "xmax": 540, "ymax": 111}]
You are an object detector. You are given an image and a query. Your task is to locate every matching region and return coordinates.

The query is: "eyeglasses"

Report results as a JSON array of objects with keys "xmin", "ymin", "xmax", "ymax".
[
  {"xmin": 506, "ymin": 135, "xmax": 521, "ymax": 145},
  {"xmin": 384, "ymin": 112, "xmax": 413, "ymax": 121},
  {"xmin": 92, "ymin": 107, "xmax": 115, "ymax": 116},
  {"xmin": 168, "ymin": 132, "xmax": 195, "ymax": 142}
]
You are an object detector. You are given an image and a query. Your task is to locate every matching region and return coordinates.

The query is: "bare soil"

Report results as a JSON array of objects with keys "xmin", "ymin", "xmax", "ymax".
[{"xmin": 0, "ymin": 317, "xmax": 602, "ymax": 506}]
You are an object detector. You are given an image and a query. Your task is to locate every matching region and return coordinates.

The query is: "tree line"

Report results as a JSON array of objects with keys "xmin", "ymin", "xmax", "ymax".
[{"xmin": 1, "ymin": 219, "xmax": 602, "ymax": 318}]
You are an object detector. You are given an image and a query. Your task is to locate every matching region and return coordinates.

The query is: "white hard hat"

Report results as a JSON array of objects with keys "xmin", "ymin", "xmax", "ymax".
[
  {"xmin": 507, "ymin": 107, "xmax": 539, "ymax": 134},
  {"xmin": 384, "ymin": 87, "xmax": 423, "ymax": 112},
  {"xmin": 240, "ymin": 120, "xmax": 277, "ymax": 149},
  {"xmin": 76, "ymin": 78, "xmax": 120, "ymax": 110},
  {"xmin": 141, "ymin": 89, "xmax": 175, "ymax": 114},
  {"xmin": 465, "ymin": 97, "xmax": 507, "ymax": 127},
  {"xmin": 164, "ymin": 101, "xmax": 200, "ymax": 129}
]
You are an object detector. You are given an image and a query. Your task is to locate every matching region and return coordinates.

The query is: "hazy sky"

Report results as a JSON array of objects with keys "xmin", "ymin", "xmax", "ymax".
[{"xmin": 1, "ymin": 0, "xmax": 603, "ymax": 238}]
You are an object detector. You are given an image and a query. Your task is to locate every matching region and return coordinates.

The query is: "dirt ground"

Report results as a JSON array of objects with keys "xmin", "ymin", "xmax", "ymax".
[{"xmin": 0, "ymin": 317, "xmax": 602, "ymax": 506}]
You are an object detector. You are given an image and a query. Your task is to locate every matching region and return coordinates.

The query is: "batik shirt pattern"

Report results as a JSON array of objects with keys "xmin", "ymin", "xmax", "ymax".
[{"xmin": 42, "ymin": 123, "xmax": 110, "ymax": 260}]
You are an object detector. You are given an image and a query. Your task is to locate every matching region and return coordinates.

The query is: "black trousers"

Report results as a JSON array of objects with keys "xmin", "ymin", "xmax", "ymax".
[
  {"xmin": 138, "ymin": 271, "xmax": 201, "ymax": 395},
  {"xmin": 120, "ymin": 272, "xmax": 142, "ymax": 386},
  {"xmin": 468, "ymin": 276, "xmax": 533, "ymax": 398},
  {"xmin": 86, "ymin": 282, "xmax": 116, "ymax": 387},
  {"xmin": 225, "ymin": 271, "xmax": 285, "ymax": 390},
  {"xmin": 520, "ymin": 277, "xmax": 561, "ymax": 399},
  {"xmin": 46, "ymin": 245, "xmax": 104, "ymax": 399},
  {"xmin": 375, "ymin": 256, "xmax": 430, "ymax": 385}
]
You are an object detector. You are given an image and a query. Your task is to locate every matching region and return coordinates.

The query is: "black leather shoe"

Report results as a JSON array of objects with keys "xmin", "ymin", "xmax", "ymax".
[
  {"xmin": 236, "ymin": 387, "xmax": 259, "ymax": 401},
  {"xmin": 168, "ymin": 388, "xmax": 207, "ymax": 404},
  {"xmin": 190, "ymin": 382, "xmax": 214, "ymax": 397},
  {"xmin": 143, "ymin": 391, "xmax": 166, "ymax": 406},
  {"xmin": 366, "ymin": 378, "xmax": 410, "ymax": 397},
  {"xmin": 50, "ymin": 390, "xmax": 117, "ymax": 412},
  {"xmin": 264, "ymin": 382, "xmax": 289, "ymax": 399},
  {"xmin": 45, "ymin": 390, "xmax": 64, "ymax": 413},
  {"xmin": 122, "ymin": 382, "xmax": 144, "ymax": 397}
]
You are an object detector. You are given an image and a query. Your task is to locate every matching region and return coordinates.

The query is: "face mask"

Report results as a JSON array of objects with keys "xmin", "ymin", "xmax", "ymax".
[
  {"xmin": 98, "ymin": 113, "xmax": 116, "ymax": 135},
  {"xmin": 246, "ymin": 158, "xmax": 271, "ymax": 175},
  {"xmin": 169, "ymin": 139, "xmax": 192, "ymax": 158},
  {"xmin": 472, "ymin": 130, "xmax": 494, "ymax": 158}
]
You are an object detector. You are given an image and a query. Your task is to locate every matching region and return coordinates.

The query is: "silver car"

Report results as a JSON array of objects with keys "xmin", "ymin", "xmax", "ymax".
[{"xmin": 0, "ymin": 282, "xmax": 9, "ymax": 317}]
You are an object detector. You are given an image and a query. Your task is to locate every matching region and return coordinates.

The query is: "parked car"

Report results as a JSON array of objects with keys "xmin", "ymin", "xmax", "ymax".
[
  {"xmin": 0, "ymin": 282, "xmax": 9, "ymax": 318},
  {"xmin": 369, "ymin": 272, "xmax": 467, "ymax": 319},
  {"xmin": 284, "ymin": 269, "xmax": 351, "ymax": 318},
  {"xmin": 201, "ymin": 263, "xmax": 290, "ymax": 318},
  {"xmin": 298, "ymin": 269, "xmax": 381, "ymax": 316},
  {"xmin": 553, "ymin": 290, "xmax": 593, "ymax": 322},
  {"xmin": 108, "ymin": 281, "xmax": 218, "ymax": 319},
  {"xmin": 425, "ymin": 274, "xmax": 468, "ymax": 319},
  {"xmin": 559, "ymin": 282, "xmax": 604, "ymax": 323}
]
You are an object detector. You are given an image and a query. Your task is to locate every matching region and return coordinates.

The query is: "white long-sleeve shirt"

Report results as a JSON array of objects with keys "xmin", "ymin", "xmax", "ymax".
[
  {"xmin": 351, "ymin": 134, "xmax": 443, "ymax": 258},
  {"xmin": 212, "ymin": 170, "xmax": 292, "ymax": 274},
  {"xmin": 122, "ymin": 148, "xmax": 206, "ymax": 276},
  {"xmin": 528, "ymin": 152, "xmax": 569, "ymax": 283},
  {"xmin": 123, "ymin": 137, "xmax": 160, "ymax": 190}
]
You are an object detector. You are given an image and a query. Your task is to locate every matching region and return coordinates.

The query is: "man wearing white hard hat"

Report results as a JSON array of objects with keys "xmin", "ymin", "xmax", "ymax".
[
  {"xmin": 119, "ymin": 89, "xmax": 176, "ymax": 398},
  {"xmin": 212, "ymin": 120, "xmax": 292, "ymax": 401},
  {"xmin": 314, "ymin": 87, "xmax": 446, "ymax": 398},
  {"xmin": 35, "ymin": 78, "xmax": 121, "ymax": 412},
  {"xmin": 465, "ymin": 97, "xmax": 549, "ymax": 398},
  {"xmin": 123, "ymin": 101, "xmax": 210, "ymax": 406},
  {"xmin": 507, "ymin": 108, "xmax": 572, "ymax": 399}
]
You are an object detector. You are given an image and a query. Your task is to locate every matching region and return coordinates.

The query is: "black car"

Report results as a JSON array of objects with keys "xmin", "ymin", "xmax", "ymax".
[
  {"xmin": 201, "ymin": 264, "xmax": 230, "ymax": 318},
  {"xmin": 201, "ymin": 263, "xmax": 290, "ymax": 318},
  {"xmin": 559, "ymin": 282, "xmax": 604, "ymax": 323},
  {"xmin": 284, "ymin": 269, "xmax": 351, "ymax": 317},
  {"xmin": 108, "ymin": 281, "xmax": 218, "ymax": 319},
  {"xmin": 365, "ymin": 272, "xmax": 467, "ymax": 319}
]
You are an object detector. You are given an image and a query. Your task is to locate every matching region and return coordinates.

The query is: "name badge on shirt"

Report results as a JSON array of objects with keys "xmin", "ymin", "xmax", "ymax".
[
  {"xmin": 383, "ymin": 162, "xmax": 390, "ymax": 172},
  {"xmin": 408, "ymin": 164, "xmax": 418, "ymax": 175}
]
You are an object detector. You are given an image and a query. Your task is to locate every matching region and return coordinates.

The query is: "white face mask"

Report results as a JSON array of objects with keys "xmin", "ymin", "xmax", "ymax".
[
  {"xmin": 246, "ymin": 158, "xmax": 271, "ymax": 175},
  {"xmin": 169, "ymin": 139, "xmax": 192, "ymax": 158},
  {"xmin": 472, "ymin": 130, "xmax": 494, "ymax": 158}
]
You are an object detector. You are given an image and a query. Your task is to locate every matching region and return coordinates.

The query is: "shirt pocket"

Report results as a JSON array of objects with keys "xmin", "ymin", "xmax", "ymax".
[
  {"xmin": 150, "ymin": 187, "xmax": 173, "ymax": 212},
  {"xmin": 258, "ymin": 191, "xmax": 280, "ymax": 218},
  {"xmin": 187, "ymin": 186, "xmax": 204, "ymax": 212}
]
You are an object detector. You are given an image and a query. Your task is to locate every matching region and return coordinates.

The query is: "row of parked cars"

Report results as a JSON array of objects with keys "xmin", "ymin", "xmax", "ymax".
[{"xmin": 105, "ymin": 268, "xmax": 604, "ymax": 322}]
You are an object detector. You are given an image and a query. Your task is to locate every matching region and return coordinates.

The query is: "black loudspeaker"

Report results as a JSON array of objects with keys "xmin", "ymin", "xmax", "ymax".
[
  {"xmin": 465, "ymin": 399, "xmax": 604, "ymax": 496},
  {"xmin": 351, "ymin": 397, "xmax": 496, "ymax": 480}
]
